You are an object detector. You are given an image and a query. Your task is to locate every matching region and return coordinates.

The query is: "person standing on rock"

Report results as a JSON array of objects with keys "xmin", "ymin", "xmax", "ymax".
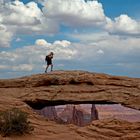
[{"xmin": 45, "ymin": 52, "xmax": 54, "ymax": 73}]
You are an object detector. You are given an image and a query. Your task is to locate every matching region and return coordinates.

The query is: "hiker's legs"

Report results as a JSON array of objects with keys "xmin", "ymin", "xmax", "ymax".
[
  {"xmin": 45, "ymin": 65, "xmax": 49, "ymax": 73},
  {"xmin": 51, "ymin": 64, "xmax": 53, "ymax": 71}
]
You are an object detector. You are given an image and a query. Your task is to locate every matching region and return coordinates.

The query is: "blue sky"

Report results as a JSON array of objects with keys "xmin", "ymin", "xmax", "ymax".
[
  {"xmin": 99, "ymin": 0, "xmax": 140, "ymax": 18},
  {"xmin": 0, "ymin": 0, "xmax": 140, "ymax": 78}
]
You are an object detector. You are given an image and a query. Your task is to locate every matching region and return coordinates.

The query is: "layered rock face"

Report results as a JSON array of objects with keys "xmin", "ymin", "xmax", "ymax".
[
  {"xmin": 0, "ymin": 70, "xmax": 140, "ymax": 140},
  {"xmin": 36, "ymin": 106, "xmax": 58, "ymax": 120},
  {"xmin": 71, "ymin": 104, "xmax": 99, "ymax": 126},
  {"xmin": 36, "ymin": 104, "xmax": 99, "ymax": 126},
  {"xmin": 91, "ymin": 104, "xmax": 98, "ymax": 121}
]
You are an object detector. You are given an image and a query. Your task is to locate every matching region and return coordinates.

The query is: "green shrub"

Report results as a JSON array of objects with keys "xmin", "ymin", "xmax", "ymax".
[{"xmin": 0, "ymin": 108, "xmax": 33, "ymax": 137}]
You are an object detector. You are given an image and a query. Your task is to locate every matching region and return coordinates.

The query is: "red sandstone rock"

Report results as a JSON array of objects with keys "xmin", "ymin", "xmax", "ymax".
[
  {"xmin": 0, "ymin": 70, "xmax": 140, "ymax": 140},
  {"xmin": 36, "ymin": 104, "xmax": 99, "ymax": 126},
  {"xmin": 91, "ymin": 104, "xmax": 98, "ymax": 121}
]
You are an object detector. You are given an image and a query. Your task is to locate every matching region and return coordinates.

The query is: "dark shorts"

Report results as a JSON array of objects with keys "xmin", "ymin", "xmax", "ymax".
[{"xmin": 47, "ymin": 59, "xmax": 52, "ymax": 65}]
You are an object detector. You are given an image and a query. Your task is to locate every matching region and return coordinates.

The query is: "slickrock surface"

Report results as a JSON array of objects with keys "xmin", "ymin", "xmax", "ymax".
[{"xmin": 0, "ymin": 70, "xmax": 140, "ymax": 140}]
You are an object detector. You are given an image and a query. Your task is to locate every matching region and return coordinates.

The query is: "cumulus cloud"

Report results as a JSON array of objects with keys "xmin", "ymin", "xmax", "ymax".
[
  {"xmin": 0, "ymin": 0, "xmax": 140, "ymax": 78},
  {"xmin": 35, "ymin": 39, "xmax": 76, "ymax": 60},
  {"xmin": 0, "ymin": 0, "xmax": 61, "ymax": 48},
  {"xmin": 0, "ymin": 24, "xmax": 13, "ymax": 48},
  {"xmin": 42, "ymin": 0, "xmax": 106, "ymax": 27},
  {"xmin": 97, "ymin": 49, "xmax": 104, "ymax": 55},
  {"xmin": 105, "ymin": 15, "xmax": 140, "ymax": 36},
  {"xmin": 1, "ymin": 0, "xmax": 140, "ymax": 49},
  {"xmin": 67, "ymin": 31, "xmax": 140, "ymax": 65},
  {"xmin": 0, "ymin": 1, "xmax": 41, "ymax": 27},
  {"xmin": 0, "ymin": 0, "xmax": 58, "ymax": 35},
  {"xmin": 2, "ymin": 1, "xmax": 41, "ymax": 26},
  {"xmin": 53, "ymin": 40, "xmax": 71, "ymax": 47},
  {"xmin": 0, "ymin": 35, "xmax": 140, "ymax": 77},
  {"xmin": 35, "ymin": 39, "xmax": 51, "ymax": 46},
  {"xmin": 38, "ymin": 0, "xmax": 140, "ymax": 36},
  {"xmin": 0, "ymin": 39, "xmax": 76, "ymax": 74}
]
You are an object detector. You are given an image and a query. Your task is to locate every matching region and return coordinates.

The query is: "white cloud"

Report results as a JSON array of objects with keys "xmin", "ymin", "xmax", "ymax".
[
  {"xmin": 53, "ymin": 40, "xmax": 71, "ymax": 47},
  {"xmin": 0, "ymin": 1, "xmax": 41, "ymax": 27},
  {"xmin": 35, "ymin": 39, "xmax": 51, "ymax": 46},
  {"xmin": 15, "ymin": 37, "xmax": 21, "ymax": 42},
  {"xmin": 66, "ymin": 31, "xmax": 140, "ymax": 64},
  {"xmin": 0, "ymin": 39, "xmax": 76, "ymax": 74},
  {"xmin": 0, "ymin": 24, "xmax": 13, "ymax": 48},
  {"xmin": 0, "ymin": 0, "xmax": 140, "ymax": 49},
  {"xmin": 0, "ymin": 0, "xmax": 59, "ymax": 35},
  {"xmin": 68, "ymin": 31, "xmax": 109, "ymax": 43},
  {"xmin": 33, "ymin": 1, "xmax": 140, "ymax": 37},
  {"xmin": 0, "ymin": 35, "xmax": 140, "ymax": 77},
  {"xmin": 42, "ymin": 0, "xmax": 106, "ymax": 27},
  {"xmin": 0, "ymin": 0, "xmax": 140, "ymax": 78},
  {"xmin": 0, "ymin": 51, "xmax": 18, "ymax": 62},
  {"xmin": 97, "ymin": 49, "xmax": 104, "ymax": 54},
  {"xmin": 35, "ymin": 40, "xmax": 73, "ymax": 57},
  {"xmin": 105, "ymin": 15, "xmax": 140, "ymax": 35},
  {"xmin": 12, "ymin": 64, "xmax": 33, "ymax": 72},
  {"xmin": 0, "ymin": 65, "xmax": 9, "ymax": 70},
  {"xmin": 68, "ymin": 31, "xmax": 140, "ymax": 49},
  {"xmin": 0, "ymin": 0, "xmax": 61, "ymax": 48},
  {"xmin": 0, "ymin": 63, "xmax": 33, "ymax": 72},
  {"xmin": 35, "ymin": 39, "xmax": 76, "ymax": 60}
]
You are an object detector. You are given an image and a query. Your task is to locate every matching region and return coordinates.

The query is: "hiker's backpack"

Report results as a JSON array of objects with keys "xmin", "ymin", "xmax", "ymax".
[{"xmin": 45, "ymin": 55, "xmax": 49, "ymax": 61}]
